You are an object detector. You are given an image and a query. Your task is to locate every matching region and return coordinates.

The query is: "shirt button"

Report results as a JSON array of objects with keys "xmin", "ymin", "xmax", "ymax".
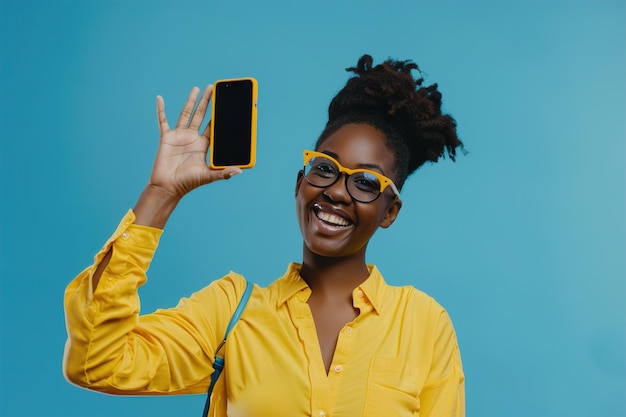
[
  {"xmin": 357, "ymin": 290, "xmax": 364, "ymax": 297},
  {"xmin": 334, "ymin": 365, "xmax": 343, "ymax": 373},
  {"xmin": 121, "ymin": 232, "xmax": 129, "ymax": 240},
  {"xmin": 345, "ymin": 326, "xmax": 353, "ymax": 334},
  {"xmin": 318, "ymin": 411, "xmax": 326, "ymax": 417}
]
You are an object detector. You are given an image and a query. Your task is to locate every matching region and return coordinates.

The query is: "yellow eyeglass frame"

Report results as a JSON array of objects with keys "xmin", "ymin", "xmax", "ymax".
[{"xmin": 303, "ymin": 150, "xmax": 400, "ymax": 200}]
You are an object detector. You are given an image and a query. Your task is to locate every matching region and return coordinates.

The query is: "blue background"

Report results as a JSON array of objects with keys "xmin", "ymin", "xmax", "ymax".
[{"xmin": 1, "ymin": 1, "xmax": 624, "ymax": 416}]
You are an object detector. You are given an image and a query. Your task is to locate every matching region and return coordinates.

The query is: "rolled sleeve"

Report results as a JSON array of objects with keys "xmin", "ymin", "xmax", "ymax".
[{"xmin": 63, "ymin": 210, "xmax": 162, "ymax": 387}]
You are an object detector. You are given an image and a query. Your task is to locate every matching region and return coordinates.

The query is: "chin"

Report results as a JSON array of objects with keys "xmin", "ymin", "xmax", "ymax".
[{"xmin": 303, "ymin": 238, "xmax": 366, "ymax": 260}]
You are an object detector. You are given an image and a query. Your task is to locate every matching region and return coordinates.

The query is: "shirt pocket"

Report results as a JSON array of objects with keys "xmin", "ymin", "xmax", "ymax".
[{"xmin": 363, "ymin": 357, "xmax": 420, "ymax": 417}]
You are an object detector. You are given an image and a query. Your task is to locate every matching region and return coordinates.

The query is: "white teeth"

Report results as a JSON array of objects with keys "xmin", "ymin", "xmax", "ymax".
[{"xmin": 316, "ymin": 211, "xmax": 350, "ymax": 227}]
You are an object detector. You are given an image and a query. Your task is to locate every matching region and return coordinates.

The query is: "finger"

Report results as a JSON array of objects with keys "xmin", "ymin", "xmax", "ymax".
[
  {"xmin": 156, "ymin": 95, "xmax": 170, "ymax": 134},
  {"xmin": 195, "ymin": 166, "xmax": 242, "ymax": 189},
  {"xmin": 176, "ymin": 86, "xmax": 200, "ymax": 129},
  {"xmin": 219, "ymin": 167, "xmax": 243, "ymax": 180},
  {"xmin": 207, "ymin": 167, "xmax": 243, "ymax": 183},
  {"xmin": 189, "ymin": 85, "xmax": 213, "ymax": 131},
  {"xmin": 202, "ymin": 120, "xmax": 211, "ymax": 140}
]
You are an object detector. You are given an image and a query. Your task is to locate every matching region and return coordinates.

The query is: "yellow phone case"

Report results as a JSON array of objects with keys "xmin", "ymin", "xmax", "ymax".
[{"xmin": 209, "ymin": 77, "xmax": 258, "ymax": 169}]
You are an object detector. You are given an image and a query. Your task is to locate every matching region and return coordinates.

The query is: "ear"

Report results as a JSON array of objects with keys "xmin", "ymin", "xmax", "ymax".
[
  {"xmin": 379, "ymin": 198, "xmax": 402, "ymax": 229},
  {"xmin": 295, "ymin": 170, "xmax": 304, "ymax": 197}
]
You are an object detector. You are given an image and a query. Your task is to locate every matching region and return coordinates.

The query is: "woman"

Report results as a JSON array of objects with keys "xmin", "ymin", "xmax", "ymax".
[{"xmin": 64, "ymin": 55, "xmax": 465, "ymax": 417}]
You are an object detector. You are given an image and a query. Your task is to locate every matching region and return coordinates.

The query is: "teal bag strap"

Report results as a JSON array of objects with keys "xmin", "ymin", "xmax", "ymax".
[{"xmin": 202, "ymin": 280, "xmax": 253, "ymax": 417}]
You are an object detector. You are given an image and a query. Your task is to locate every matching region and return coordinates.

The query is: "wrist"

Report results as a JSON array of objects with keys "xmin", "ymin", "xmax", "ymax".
[{"xmin": 132, "ymin": 185, "xmax": 181, "ymax": 229}]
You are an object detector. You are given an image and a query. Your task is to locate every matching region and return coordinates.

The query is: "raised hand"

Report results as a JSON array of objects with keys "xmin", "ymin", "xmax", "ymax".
[
  {"xmin": 149, "ymin": 85, "xmax": 242, "ymax": 199},
  {"xmin": 132, "ymin": 86, "xmax": 242, "ymax": 229}
]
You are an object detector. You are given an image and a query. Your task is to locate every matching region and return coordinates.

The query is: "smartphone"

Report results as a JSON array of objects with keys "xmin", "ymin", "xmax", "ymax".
[{"xmin": 209, "ymin": 77, "xmax": 258, "ymax": 169}]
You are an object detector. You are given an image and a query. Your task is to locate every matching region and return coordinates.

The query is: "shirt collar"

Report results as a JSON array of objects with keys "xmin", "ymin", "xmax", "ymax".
[
  {"xmin": 356, "ymin": 265, "xmax": 386, "ymax": 314},
  {"xmin": 277, "ymin": 263, "xmax": 387, "ymax": 314},
  {"xmin": 277, "ymin": 263, "xmax": 310, "ymax": 305}
]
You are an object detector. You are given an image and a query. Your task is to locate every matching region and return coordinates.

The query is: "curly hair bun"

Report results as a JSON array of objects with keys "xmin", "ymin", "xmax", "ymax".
[{"xmin": 318, "ymin": 54, "xmax": 464, "ymax": 189}]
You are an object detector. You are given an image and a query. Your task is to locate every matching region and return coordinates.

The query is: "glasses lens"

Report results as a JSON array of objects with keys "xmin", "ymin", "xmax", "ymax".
[
  {"xmin": 304, "ymin": 156, "xmax": 339, "ymax": 187},
  {"xmin": 347, "ymin": 172, "xmax": 381, "ymax": 202}
]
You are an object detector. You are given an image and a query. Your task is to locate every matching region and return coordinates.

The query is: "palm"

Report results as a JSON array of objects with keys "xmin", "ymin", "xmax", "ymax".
[{"xmin": 151, "ymin": 127, "xmax": 210, "ymax": 195}]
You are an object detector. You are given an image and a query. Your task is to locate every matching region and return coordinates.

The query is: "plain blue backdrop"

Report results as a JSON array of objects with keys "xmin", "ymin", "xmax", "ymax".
[{"xmin": 1, "ymin": 1, "xmax": 624, "ymax": 416}]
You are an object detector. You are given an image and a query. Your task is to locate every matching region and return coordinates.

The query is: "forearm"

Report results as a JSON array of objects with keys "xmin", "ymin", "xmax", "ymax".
[
  {"xmin": 64, "ymin": 265, "xmax": 144, "ymax": 390},
  {"xmin": 64, "ymin": 213, "xmax": 161, "ymax": 389},
  {"xmin": 91, "ymin": 186, "xmax": 179, "ymax": 290}
]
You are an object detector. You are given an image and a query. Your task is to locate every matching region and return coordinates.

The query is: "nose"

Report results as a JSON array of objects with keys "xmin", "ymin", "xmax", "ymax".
[{"xmin": 323, "ymin": 173, "xmax": 352, "ymax": 204}]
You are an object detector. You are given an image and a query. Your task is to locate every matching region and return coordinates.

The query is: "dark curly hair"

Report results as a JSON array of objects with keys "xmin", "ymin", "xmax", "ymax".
[{"xmin": 315, "ymin": 54, "xmax": 464, "ymax": 191}]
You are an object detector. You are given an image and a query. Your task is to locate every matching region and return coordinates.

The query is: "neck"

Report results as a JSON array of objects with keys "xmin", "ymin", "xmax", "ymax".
[{"xmin": 300, "ymin": 245, "xmax": 370, "ymax": 298}]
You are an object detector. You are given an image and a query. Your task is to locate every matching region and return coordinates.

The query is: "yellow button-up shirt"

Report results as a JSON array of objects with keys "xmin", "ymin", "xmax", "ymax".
[{"xmin": 64, "ymin": 211, "xmax": 464, "ymax": 417}]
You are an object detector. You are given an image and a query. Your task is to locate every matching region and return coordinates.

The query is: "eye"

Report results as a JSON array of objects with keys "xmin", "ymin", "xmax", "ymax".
[
  {"xmin": 351, "ymin": 174, "xmax": 380, "ymax": 193},
  {"xmin": 310, "ymin": 160, "xmax": 338, "ymax": 178}
]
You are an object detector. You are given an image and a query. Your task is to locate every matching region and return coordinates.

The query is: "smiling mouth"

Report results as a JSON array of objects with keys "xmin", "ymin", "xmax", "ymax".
[{"xmin": 312, "ymin": 204, "xmax": 353, "ymax": 227}]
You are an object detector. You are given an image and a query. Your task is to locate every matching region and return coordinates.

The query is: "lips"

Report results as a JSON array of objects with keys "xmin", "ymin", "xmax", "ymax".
[{"xmin": 312, "ymin": 203, "xmax": 355, "ymax": 228}]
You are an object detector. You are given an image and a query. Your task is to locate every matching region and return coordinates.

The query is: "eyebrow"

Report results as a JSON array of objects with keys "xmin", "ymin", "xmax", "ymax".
[{"xmin": 320, "ymin": 150, "xmax": 387, "ymax": 175}]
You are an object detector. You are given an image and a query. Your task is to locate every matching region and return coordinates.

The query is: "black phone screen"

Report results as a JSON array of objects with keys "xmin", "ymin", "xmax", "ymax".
[{"xmin": 212, "ymin": 79, "xmax": 254, "ymax": 166}]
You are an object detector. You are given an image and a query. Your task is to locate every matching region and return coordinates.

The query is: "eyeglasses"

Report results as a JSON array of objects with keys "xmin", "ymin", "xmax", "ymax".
[{"xmin": 303, "ymin": 150, "xmax": 400, "ymax": 203}]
